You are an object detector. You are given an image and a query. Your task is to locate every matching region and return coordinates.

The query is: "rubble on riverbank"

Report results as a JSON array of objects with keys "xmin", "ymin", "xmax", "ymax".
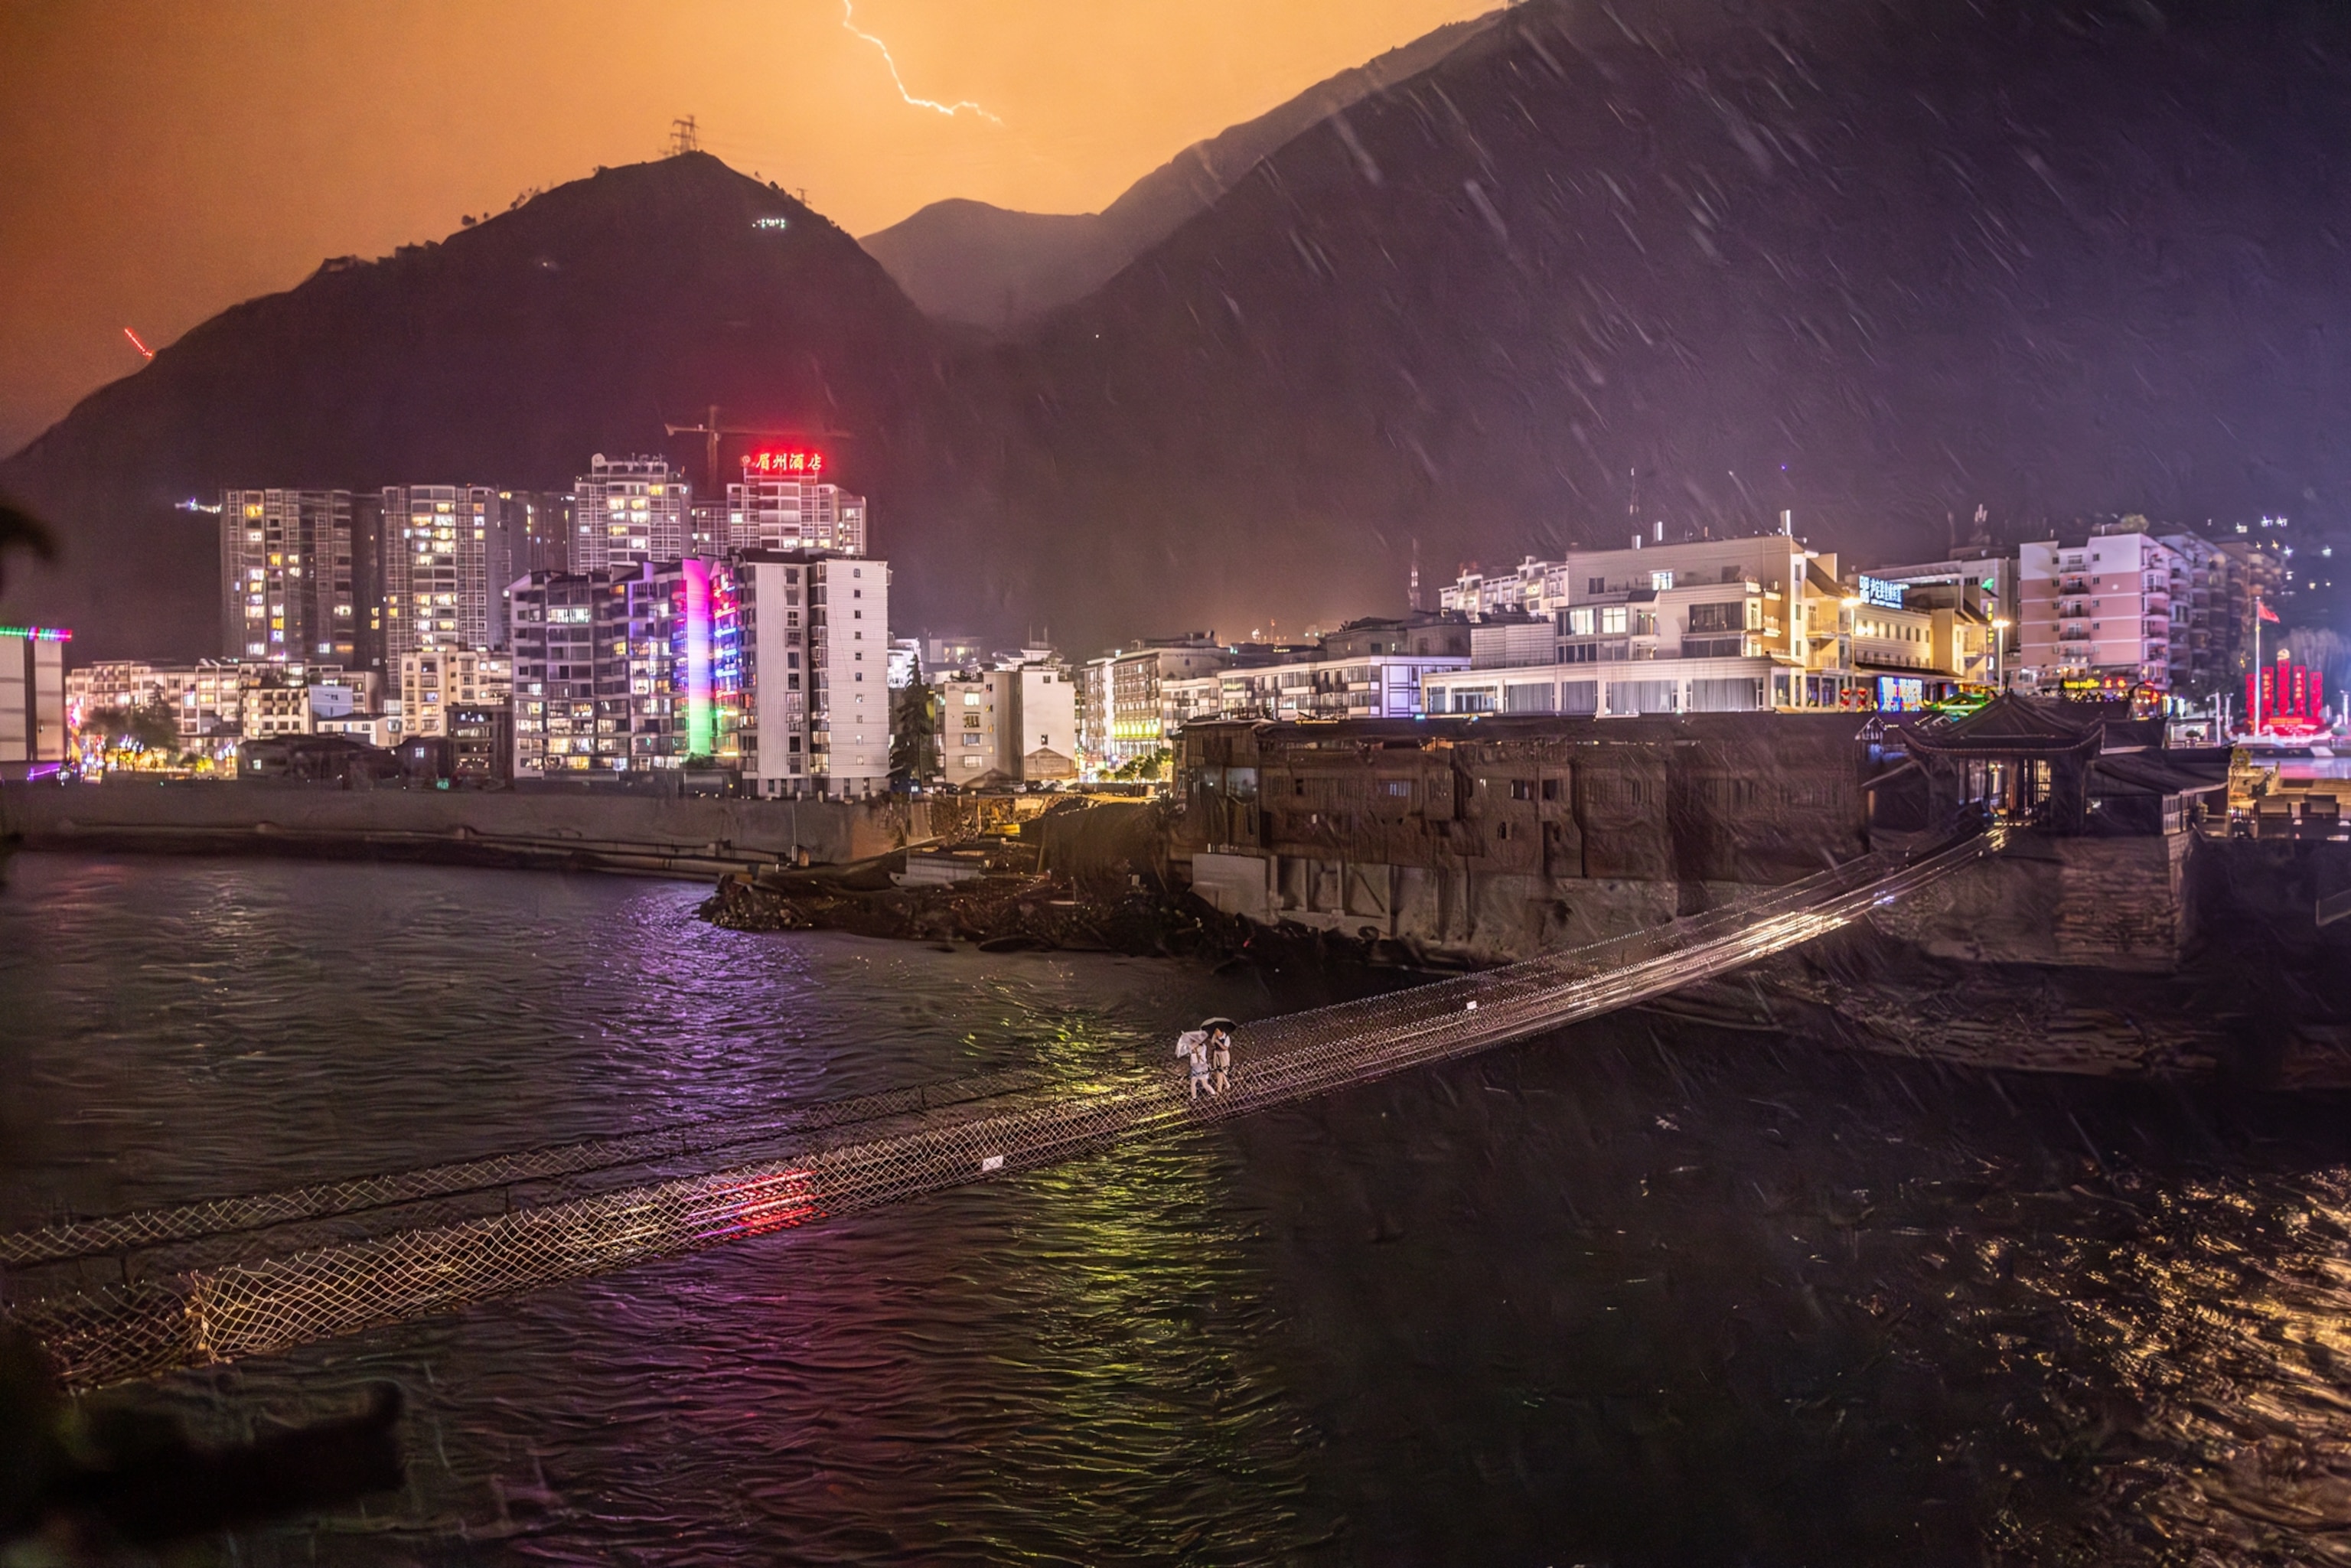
[{"xmin": 695, "ymin": 839, "xmax": 1449, "ymax": 976}]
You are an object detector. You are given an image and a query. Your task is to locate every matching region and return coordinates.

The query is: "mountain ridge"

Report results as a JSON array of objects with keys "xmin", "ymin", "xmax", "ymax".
[
  {"xmin": 857, "ymin": 11, "xmax": 1503, "ymax": 329},
  {"xmin": 11, "ymin": 0, "xmax": 2351, "ymax": 662},
  {"xmin": 0, "ymin": 154, "xmax": 959, "ymax": 658}
]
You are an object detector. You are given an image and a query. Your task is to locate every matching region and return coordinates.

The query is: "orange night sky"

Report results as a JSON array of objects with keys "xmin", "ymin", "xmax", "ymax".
[{"xmin": 0, "ymin": 1, "xmax": 1493, "ymax": 455}]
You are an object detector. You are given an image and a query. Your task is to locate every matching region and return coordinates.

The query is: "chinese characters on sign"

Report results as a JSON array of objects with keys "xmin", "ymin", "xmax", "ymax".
[
  {"xmin": 1856, "ymin": 575, "xmax": 1906, "ymax": 610},
  {"xmin": 745, "ymin": 450, "xmax": 825, "ymax": 478}
]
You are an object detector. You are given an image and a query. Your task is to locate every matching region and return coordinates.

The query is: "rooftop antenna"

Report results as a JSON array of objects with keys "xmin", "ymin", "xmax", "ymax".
[{"xmin": 669, "ymin": 116, "xmax": 699, "ymax": 156}]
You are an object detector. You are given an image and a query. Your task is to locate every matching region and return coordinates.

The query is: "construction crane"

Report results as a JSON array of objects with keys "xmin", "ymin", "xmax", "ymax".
[{"xmin": 662, "ymin": 406, "xmax": 854, "ymax": 494}]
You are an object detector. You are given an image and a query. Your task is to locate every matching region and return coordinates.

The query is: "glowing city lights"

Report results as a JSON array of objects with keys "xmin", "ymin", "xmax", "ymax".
[{"xmin": 745, "ymin": 448, "xmax": 825, "ymax": 478}]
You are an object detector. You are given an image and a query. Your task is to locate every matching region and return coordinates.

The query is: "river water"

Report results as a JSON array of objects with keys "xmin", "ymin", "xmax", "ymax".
[{"xmin": 9, "ymin": 852, "xmax": 2351, "ymax": 1564}]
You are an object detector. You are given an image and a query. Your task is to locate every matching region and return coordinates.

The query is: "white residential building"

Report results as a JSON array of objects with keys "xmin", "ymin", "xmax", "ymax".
[
  {"xmin": 1, "ymin": 624, "xmax": 67, "ymax": 774},
  {"xmin": 935, "ymin": 657, "xmax": 1075, "ymax": 785},
  {"xmin": 939, "ymin": 674, "xmax": 1003, "ymax": 787},
  {"xmin": 1217, "ymin": 650, "xmax": 1469, "ymax": 722},
  {"xmin": 996, "ymin": 660, "xmax": 1077, "ymax": 781},
  {"xmin": 726, "ymin": 478, "xmax": 869, "ymax": 556},
  {"xmin": 1162, "ymin": 673, "xmax": 1224, "ymax": 731},
  {"xmin": 737, "ymin": 550, "xmax": 889, "ymax": 799},
  {"xmin": 572, "ymin": 455, "xmax": 688, "ymax": 572},
  {"xmin": 1421, "ymin": 536, "xmax": 1879, "ymax": 717}
]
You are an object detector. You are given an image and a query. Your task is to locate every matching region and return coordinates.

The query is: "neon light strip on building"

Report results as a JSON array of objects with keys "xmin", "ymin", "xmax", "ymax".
[
  {"xmin": 682, "ymin": 559, "xmax": 714, "ymax": 757},
  {"xmin": 0, "ymin": 626, "xmax": 72, "ymax": 641}
]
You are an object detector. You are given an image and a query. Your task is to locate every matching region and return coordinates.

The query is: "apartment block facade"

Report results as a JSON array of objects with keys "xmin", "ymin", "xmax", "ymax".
[
  {"xmin": 571, "ymin": 455, "xmax": 688, "ymax": 573},
  {"xmin": 2017, "ymin": 533, "xmax": 2183, "ymax": 695},
  {"xmin": 217, "ymin": 489, "xmax": 359, "ymax": 665},
  {"xmin": 382, "ymin": 485, "xmax": 502, "ymax": 661},
  {"xmin": 1425, "ymin": 536, "xmax": 1881, "ymax": 717},
  {"xmin": 737, "ymin": 551, "xmax": 890, "ymax": 798},
  {"xmin": 399, "ymin": 649, "xmax": 512, "ymax": 738},
  {"xmin": 1081, "ymin": 638, "xmax": 1233, "ymax": 773},
  {"xmin": 725, "ymin": 480, "xmax": 869, "ymax": 556}
]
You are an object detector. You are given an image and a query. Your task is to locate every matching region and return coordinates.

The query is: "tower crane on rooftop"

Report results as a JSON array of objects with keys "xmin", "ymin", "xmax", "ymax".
[{"xmin": 663, "ymin": 406, "xmax": 854, "ymax": 494}]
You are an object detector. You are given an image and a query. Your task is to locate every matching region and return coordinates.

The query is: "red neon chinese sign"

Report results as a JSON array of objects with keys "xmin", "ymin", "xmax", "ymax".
[{"xmin": 744, "ymin": 448, "xmax": 824, "ymax": 478}]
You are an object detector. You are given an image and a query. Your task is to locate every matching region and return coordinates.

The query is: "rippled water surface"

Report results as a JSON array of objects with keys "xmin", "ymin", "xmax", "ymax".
[{"xmin": 11, "ymin": 852, "xmax": 2351, "ymax": 1564}]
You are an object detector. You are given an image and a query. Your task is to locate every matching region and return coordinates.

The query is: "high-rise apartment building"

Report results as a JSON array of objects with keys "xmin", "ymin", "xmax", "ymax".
[
  {"xmin": 725, "ymin": 479, "xmax": 869, "ymax": 555},
  {"xmin": 509, "ymin": 570, "xmax": 633, "ymax": 775},
  {"xmin": 736, "ymin": 550, "xmax": 889, "ymax": 798},
  {"xmin": 382, "ymin": 486, "xmax": 501, "ymax": 661},
  {"xmin": 623, "ymin": 559, "xmax": 741, "ymax": 770},
  {"xmin": 571, "ymin": 455, "xmax": 688, "ymax": 573},
  {"xmin": 507, "ymin": 562, "xmax": 739, "ymax": 776},
  {"xmin": 501, "ymin": 490, "xmax": 570, "ymax": 578},
  {"xmin": 217, "ymin": 490, "xmax": 358, "ymax": 664}
]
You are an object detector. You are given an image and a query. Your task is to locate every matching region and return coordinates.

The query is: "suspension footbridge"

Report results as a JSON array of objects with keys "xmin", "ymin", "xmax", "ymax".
[{"xmin": 2, "ymin": 832, "xmax": 2000, "ymax": 1391}]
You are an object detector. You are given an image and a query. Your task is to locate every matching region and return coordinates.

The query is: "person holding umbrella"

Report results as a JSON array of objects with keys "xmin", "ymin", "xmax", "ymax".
[
  {"xmin": 1174, "ymin": 1025, "xmax": 1212, "ymax": 1100},
  {"xmin": 1201, "ymin": 1017, "xmax": 1237, "ymax": 1097}
]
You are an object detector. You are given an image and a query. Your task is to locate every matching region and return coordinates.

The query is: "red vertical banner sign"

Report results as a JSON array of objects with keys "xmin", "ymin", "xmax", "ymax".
[
  {"xmin": 2293, "ymin": 664, "xmax": 2310, "ymax": 719},
  {"xmin": 2315, "ymin": 670, "xmax": 2327, "ymax": 719}
]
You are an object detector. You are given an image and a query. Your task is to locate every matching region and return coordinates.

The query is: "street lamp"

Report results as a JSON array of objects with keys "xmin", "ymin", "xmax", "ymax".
[{"xmin": 1991, "ymin": 617, "xmax": 2012, "ymax": 690}]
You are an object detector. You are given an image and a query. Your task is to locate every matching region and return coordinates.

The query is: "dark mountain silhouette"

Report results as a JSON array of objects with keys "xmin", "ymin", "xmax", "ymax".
[
  {"xmin": 857, "ymin": 11, "xmax": 1502, "ymax": 328},
  {"xmin": 947, "ymin": 0, "xmax": 2351, "ymax": 650},
  {"xmin": 12, "ymin": 0, "xmax": 2351, "ymax": 660},
  {"xmin": 0, "ymin": 154, "xmax": 955, "ymax": 659}
]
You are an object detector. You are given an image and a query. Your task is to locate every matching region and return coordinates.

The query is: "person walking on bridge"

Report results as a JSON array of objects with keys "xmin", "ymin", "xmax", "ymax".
[
  {"xmin": 1205, "ymin": 1019, "xmax": 1235, "ymax": 1097},
  {"xmin": 1175, "ymin": 1027, "xmax": 1212, "ymax": 1100}
]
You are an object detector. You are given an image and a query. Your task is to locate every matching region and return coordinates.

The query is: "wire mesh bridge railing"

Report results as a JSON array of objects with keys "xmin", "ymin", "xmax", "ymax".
[{"xmin": 2, "ymin": 831, "xmax": 2000, "ymax": 1391}]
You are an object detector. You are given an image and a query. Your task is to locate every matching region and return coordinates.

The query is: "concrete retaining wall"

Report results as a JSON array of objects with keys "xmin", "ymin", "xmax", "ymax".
[
  {"xmin": 0, "ymin": 779, "xmax": 935, "ymax": 876},
  {"xmin": 1866, "ymin": 833, "xmax": 2196, "ymax": 972}
]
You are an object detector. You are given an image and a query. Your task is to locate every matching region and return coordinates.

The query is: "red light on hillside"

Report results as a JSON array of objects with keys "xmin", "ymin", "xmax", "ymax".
[{"xmin": 745, "ymin": 448, "xmax": 824, "ymax": 478}]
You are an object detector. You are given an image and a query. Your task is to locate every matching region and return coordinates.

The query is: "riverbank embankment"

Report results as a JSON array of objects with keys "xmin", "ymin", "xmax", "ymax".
[{"xmin": 0, "ymin": 779, "xmax": 953, "ymax": 879}]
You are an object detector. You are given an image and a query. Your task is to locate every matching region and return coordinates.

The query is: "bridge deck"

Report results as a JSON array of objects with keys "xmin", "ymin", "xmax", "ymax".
[{"xmin": 2, "ymin": 833, "xmax": 1999, "ymax": 1390}]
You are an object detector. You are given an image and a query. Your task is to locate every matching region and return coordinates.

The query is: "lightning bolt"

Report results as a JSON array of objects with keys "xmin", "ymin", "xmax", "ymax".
[{"xmin": 840, "ymin": 1, "xmax": 1002, "ymax": 123}]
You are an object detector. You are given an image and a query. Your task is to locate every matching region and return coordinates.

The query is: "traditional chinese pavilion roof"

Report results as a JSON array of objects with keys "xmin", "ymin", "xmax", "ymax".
[
  {"xmin": 2090, "ymin": 748, "xmax": 2230, "ymax": 797},
  {"xmin": 1898, "ymin": 693, "xmax": 2114, "ymax": 754}
]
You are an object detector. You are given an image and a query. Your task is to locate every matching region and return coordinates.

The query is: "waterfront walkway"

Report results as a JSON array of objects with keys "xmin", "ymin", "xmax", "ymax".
[{"xmin": 2, "ymin": 831, "xmax": 2001, "ymax": 1390}]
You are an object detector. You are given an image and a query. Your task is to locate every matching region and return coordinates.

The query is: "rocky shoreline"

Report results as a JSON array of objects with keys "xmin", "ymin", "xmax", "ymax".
[{"xmin": 696, "ymin": 850, "xmax": 1452, "ymax": 978}]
